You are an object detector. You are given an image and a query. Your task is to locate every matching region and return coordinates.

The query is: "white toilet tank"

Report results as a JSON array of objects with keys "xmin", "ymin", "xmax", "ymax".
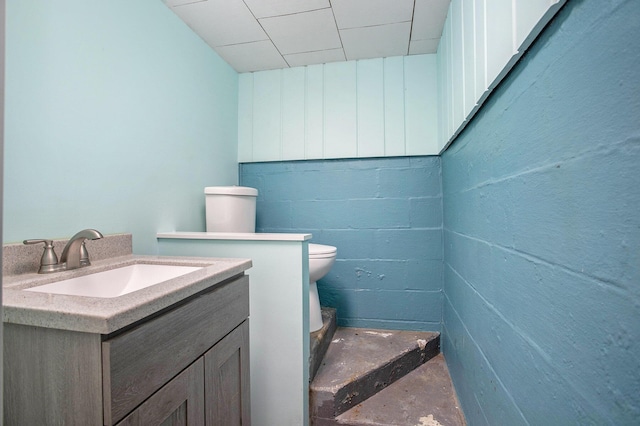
[{"xmin": 204, "ymin": 186, "xmax": 258, "ymax": 232}]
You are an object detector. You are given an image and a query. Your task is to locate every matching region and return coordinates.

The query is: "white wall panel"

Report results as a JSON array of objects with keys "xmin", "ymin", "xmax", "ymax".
[
  {"xmin": 474, "ymin": 0, "xmax": 487, "ymax": 102},
  {"xmin": 238, "ymin": 54, "xmax": 440, "ymax": 162},
  {"xmin": 485, "ymin": 0, "xmax": 514, "ymax": 88},
  {"xmin": 239, "ymin": 0, "xmax": 565, "ymax": 162},
  {"xmin": 515, "ymin": 0, "xmax": 552, "ymax": 51},
  {"xmin": 356, "ymin": 58, "xmax": 385, "ymax": 157},
  {"xmin": 323, "ymin": 61, "xmax": 358, "ymax": 158},
  {"xmin": 305, "ymin": 64, "xmax": 324, "ymax": 159},
  {"xmin": 516, "ymin": 0, "xmax": 564, "ymax": 52},
  {"xmin": 281, "ymin": 67, "xmax": 306, "ymax": 160},
  {"xmin": 444, "ymin": 10, "xmax": 454, "ymax": 139},
  {"xmin": 436, "ymin": 0, "xmax": 565, "ymax": 152},
  {"xmin": 238, "ymin": 73, "xmax": 254, "ymax": 162},
  {"xmin": 383, "ymin": 56, "xmax": 406, "ymax": 156},
  {"xmin": 451, "ymin": 0, "xmax": 465, "ymax": 131},
  {"xmin": 436, "ymin": 21, "xmax": 449, "ymax": 147},
  {"xmin": 405, "ymin": 55, "xmax": 438, "ymax": 155},
  {"xmin": 252, "ymin": 70, "xmax": 281, "ymax": 161},
  {"xmin": 462, "ymin": 0, "xmax": 476, "ymax": 118}
]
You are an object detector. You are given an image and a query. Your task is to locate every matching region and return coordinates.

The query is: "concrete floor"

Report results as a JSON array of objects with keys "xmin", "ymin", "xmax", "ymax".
[
  {"xmin": 336, "ymin": 353, "xmax": 465, "ymax": 426},
  {"xmin": 310, "ymin": 321, "xmax": 465, "ymax": 426}
]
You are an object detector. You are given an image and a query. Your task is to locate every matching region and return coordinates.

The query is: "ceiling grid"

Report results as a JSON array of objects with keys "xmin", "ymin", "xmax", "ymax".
[{"xmin": 164, "ymin": 0, "xmax": 451, "ymax": 72}]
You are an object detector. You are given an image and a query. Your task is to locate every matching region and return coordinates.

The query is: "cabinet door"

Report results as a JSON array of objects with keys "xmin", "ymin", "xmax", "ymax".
[
  {"xmin": 103, "ymin": 275, "xmax": 249, "ymax": 424},
  {"xmin": 117, "ymin": 359, "xmax": 205, "ymax": 426},
  {"xmin": 205, "ymin": 320, "xmax": 251, "ymax": 426}
]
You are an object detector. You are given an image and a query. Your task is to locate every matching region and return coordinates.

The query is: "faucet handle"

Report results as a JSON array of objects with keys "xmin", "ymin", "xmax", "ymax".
[
  {"xmin": 23, "ymin": 239, "xmax": 52, "ymax": 245},
  {"xmin": 23, "ymin": 239, "xmax": 62, "ymax": 273}
]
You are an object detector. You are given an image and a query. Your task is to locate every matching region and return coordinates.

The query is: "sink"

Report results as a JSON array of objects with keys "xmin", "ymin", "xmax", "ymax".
[{"xmin": 25, "ymin": 264, "xmax": 202, "ymax": 298}]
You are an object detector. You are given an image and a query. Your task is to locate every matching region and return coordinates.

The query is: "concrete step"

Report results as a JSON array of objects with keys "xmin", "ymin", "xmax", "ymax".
[
  {"xmin": 334, "ymin": 353, "xmax": 466, "ymax": 426},
  {"xmin": 310, "ymin": 327, "xmax": 440, "ymax": 423},
  {"xmin": 310, "ymin": 308, "xmax": 338, "ymax": 382}
]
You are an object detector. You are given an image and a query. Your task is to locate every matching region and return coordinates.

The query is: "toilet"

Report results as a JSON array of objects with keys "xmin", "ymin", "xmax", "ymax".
[
  {"xmin": 204, "ymin": 186, "xmax": 337, "ymax": 333},
  {"xmin": 308, "ymin": 243, "xmax": 337, "ymax": 332}
]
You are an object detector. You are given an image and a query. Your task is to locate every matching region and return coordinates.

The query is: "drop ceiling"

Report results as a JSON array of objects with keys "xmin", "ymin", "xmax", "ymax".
[{"xmin": 164, "ymin": 0, "xmax": 451, "ymax": 73}]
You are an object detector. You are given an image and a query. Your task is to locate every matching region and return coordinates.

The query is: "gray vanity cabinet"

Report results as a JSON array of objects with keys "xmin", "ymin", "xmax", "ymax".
[
  {"xmin": 4, "ymin": 273, "xmax": 250, "ymax": 426},
  {"xmin": 115, "ymin": 321, "xmax": 250, "ymax": 426}
]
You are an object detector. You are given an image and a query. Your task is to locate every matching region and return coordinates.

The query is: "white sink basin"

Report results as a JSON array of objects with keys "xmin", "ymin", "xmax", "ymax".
[{"xmin": 25, "ymin": 264, "xmax": 202, "ymax": 298}]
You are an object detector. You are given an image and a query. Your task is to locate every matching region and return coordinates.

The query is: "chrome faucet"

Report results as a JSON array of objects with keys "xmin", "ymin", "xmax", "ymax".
[
  {"xmin": 59, "ymin": 229, "xmax": 104, "ymax": 270},
  {"xmin": 24, "ymin": 229, "xmax": 104, "ymax": 273}
]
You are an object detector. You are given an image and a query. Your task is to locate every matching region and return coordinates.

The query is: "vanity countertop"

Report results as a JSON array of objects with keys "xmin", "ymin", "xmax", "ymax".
[{"xmin": 2, "ymin": 255, "xmax": 252, "ymax": 334}]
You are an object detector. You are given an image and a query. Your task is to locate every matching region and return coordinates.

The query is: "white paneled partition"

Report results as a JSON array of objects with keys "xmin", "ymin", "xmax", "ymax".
[
  {"xmin": 238, "ymin": 1, "xmax": 567, "ymax": 161},
  {"xmin": 437, "ymin": 0, "xmax": 566, "ymax": 152},
  {"xmin": 158, "ymin": 232, "xmax": 312, "ymax": 426},
  {"xmin": 238, "ymin": 55, "xmax": 440, "ymax": 162}
]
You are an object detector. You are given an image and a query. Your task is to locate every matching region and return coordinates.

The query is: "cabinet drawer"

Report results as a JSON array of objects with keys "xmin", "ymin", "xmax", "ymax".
[{"xmin": 102, "ymin": 274, "xmax": 249, "ymax": 425}]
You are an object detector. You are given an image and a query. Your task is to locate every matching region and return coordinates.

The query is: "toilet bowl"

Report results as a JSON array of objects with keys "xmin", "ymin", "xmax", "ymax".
[{"xmin": 308, "ymin": 243, "xmax": 337, "ymax": 332}]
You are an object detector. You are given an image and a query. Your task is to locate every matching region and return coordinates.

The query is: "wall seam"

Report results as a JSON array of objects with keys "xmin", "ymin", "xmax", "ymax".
[{"xmin": 446, "ymin": 229, "xmax": 629, "ymax": 294}]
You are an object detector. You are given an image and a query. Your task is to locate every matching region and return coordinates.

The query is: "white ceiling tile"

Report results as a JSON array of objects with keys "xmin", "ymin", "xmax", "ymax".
[
  {"xmin": 171, "ymin": 0, "xmax": 267, "ymax": 47},
  {"xmin": 164, "ymin": 0, "xmax": 452, "ymax": 71},
  {"xmin": 412, "ymin": 0, "xmax": 451, "ymax": 40},
  {"xmin": 259, "ymin": 9, "xmax": 341, "ymax": 55},
  {"xmin": 409, "ymin": 38, "xmax": 440, "ymax": 54},
  {"xmin": 284, "ymin": 49, "xmax": 346, "ymax": 67},
  {"xmin": 341, "ymin": 22, "xmax": 411, "ymax": 61},
  {"xmin": 215, "ymin": 41, "xmax": 289, "ymax": 72},
  {"xmin": 331, "ymin": 0, "xmax": 414, "ymax": 29},
  {"xmin": 243, "ymin": 0, "xmax": 330, "ymax": 19}
]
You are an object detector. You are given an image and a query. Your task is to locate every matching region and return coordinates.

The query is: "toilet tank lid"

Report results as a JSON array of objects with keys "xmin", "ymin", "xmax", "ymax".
[{"xmin": 204, "ymin": 186, "xmax": 258, "ymax": 196}]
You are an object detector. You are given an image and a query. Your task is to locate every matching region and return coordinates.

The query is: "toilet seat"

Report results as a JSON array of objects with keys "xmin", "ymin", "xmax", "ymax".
[{"xmin": 309, "ymin": 243, "xmax": 337, "ymax": 258}]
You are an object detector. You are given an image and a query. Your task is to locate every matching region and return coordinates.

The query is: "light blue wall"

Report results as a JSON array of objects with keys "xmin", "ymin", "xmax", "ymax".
[
  {"xmin": 441, "ymin": 0, "xmax": 640, "ymax": 424},
  {"xmin": 241, "ymin": 157, "xmax": 443, "ymax": 331},
  {"xmin": 4, "ymin": 0, "xmax": 239, "ymax": 254}
]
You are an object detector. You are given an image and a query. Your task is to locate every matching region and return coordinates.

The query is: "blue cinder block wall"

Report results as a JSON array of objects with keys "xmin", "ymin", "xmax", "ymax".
[
  {"xmin": 240, "ymin": 157, "xmax": 443, "ymax": 331},
  {"xmin": 441, "ymin": 0, "xmax": 640, "ymax": 424}
]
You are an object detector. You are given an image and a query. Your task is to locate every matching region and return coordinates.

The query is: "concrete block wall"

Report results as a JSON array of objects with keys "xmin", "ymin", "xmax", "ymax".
[
  {"xmin": 441, "ymin": 0, "xmax": 640, "ymax": 424},
  {"xmin": 240, "ymin": 157, "xmax": 443, "ymax": 331}
]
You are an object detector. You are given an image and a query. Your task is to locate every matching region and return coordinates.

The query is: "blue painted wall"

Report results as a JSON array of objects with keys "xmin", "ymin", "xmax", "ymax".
[
  {"xmin": 4, "ymin": 0, "xmax": 239, "ymax": 254},
  {"xmin": 241, "ymin": 157, "xmax": 443, "ymax": 331},
  {"xmin": 441, "ymin": 0, "xmax": 640, "ymax": 424}
]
